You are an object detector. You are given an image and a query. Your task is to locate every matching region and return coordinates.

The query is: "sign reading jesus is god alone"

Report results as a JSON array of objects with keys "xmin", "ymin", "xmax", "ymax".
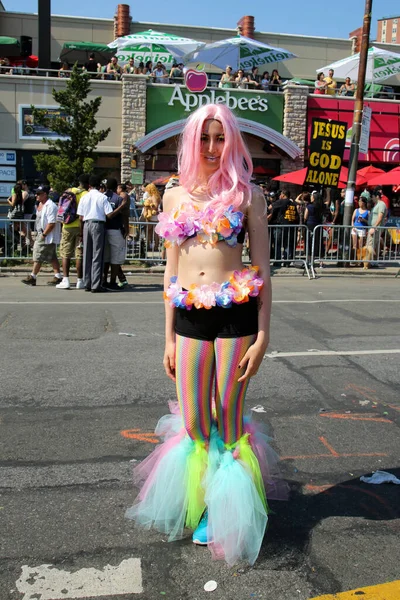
[{"xmin": 305, "ymin": 118, "xmax": 347, "ymax": 188}]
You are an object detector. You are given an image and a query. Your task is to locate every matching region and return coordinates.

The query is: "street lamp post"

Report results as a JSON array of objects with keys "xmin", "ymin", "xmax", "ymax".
[{"xmin": 343, "ymin": 0, "xmax": 373, "ymax": 227}]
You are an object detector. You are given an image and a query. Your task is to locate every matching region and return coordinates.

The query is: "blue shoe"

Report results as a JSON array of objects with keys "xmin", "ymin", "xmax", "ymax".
[{"xmin": 192, "ymin": 510, "xmax": 209, "ymax": 546}]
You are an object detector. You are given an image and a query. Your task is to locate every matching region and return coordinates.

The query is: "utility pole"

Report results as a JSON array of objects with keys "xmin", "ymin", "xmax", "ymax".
[{"xmin": 343, "ymin": 0, "xmax": 372, "ymax": 226}]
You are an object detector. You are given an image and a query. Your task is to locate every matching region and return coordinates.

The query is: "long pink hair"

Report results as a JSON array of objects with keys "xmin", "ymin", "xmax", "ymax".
[{"xmin": 178, "ymin": 103, "xmax": 253, "ymax": 213}]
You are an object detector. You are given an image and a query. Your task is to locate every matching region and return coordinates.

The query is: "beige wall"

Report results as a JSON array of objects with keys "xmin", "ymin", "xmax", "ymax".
[
  {"xmin": 0, "ymin": 75, "xmax": 122, "ymax": 152},
  {"xmin": 0, "ymin": 10, "xmax": 358, "ymax": 79}
]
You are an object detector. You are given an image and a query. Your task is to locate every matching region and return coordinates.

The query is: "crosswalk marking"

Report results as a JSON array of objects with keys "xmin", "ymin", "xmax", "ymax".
[{"xmin": 15, "ymin": 558, "xmax": 143, "ymax": 599}]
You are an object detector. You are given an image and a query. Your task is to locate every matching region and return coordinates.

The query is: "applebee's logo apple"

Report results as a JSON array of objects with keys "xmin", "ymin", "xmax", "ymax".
[{"xmin": 185, "ymin": 68, "xmax": 208, "ymax": 93}]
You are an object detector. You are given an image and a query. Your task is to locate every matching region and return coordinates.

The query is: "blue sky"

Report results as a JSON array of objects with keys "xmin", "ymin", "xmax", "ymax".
[{"xmin": 6, "ymin": 0, "xmax": 400, "ymax": 40}]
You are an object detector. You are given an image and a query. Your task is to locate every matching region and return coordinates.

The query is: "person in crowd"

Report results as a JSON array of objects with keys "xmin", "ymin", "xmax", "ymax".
[
  {"xmin": 58, "ymin": 62, "xmax": 70, "ymax": 78},
  {"xmin": 261, "ymin": 71, "xmax": 270, "ymax": 91},
  {"xmin": 314, "ymin": 72, "xmax": 328, "ymax": 94},
  {"xmin": 21, "ymin": 185, "xmax": 62, "ymax": 286},
  {"xmin": 169, "ymin": 62, "xmax": 183, "ymax": 84},
  {"xmin": 247, "ymin": 66, "xmax": 261, "ymax": 89},
  {"xmin": 123, "ymin": 58, "xmax": 137, "ymax": 74},
  {"xmin": 372, "ymin": 186, "xmax": 390, "ymax": 215},
  {"xmin": 269, "ymin": 69, "xmax": 282, "ymax": 91},
  {"xmin": 56, "ymin": 174, "xmax": 89, "ymax": 290},
  {"xmin": 339, "ymin": 77, "xmax": 355, "ymax": 96},
  {"xmin": 84, "ymin": 53, "xmax": 98, "ymax": 74},
  {"xmin": 77, "ymin": 175, "xmax": 113, "ymax": 293},
  {"xmin": 141, "ymin": 183, "xmax": 161, "ymax": 252},
  {"xmin": 144, "ymin": 60, "xmax": 153, "ymax": 75},
  {"xmin": 235, "ymin": 69, "xmax": 248, "ymax": 89},
  {"xmin": 7, "ymin": 182, "xmax": 26, "ymax": 216},
  {"xmin": 126, "ymin": 103, "xmax": 287, "ymax": 567},
  {"xmin": 20, "ymin": 180, "xmax": 36, "ymax": 247},
  {"xmin": 351, "ymin": 194, "xmax": 369, "ymax": 263},
  {"xmin": 271, "ymin": 189, "xmax": 299, "ymax": 264},
  {"xmin": 325, "ymin": 189, "xmax": 343, "ymax": 254},
  {"xmin": 152, "ymin": 61, "xmax": 169, "ymax": 83},
  {"xmin": 324, "ymin": 68, "xmax": 337, "ymax": 95},
  {"xmin": 136, "ymin": 61, "xmax": 145, "ymax": 74},
  {"xmin": 304, "ymin": 191, "xmax": 324, "ymax": 259},
  {"xmin": 219, "ymin": 66, "xmax": 235, "ymax": 88},
  {"xmin": 367, "ymin": 189, "xmax": 388, "ymax": 264},
  {"xmin": 0, "ymin": 57, "xmax": 13, "ymax": 75},
  {"xmin": 102, "ymin": 178, "xmax": 128, "ymax": 290},
  {"xmin": 106, "ymin": 56, "xmax": 122, "ymax": 80},
  {"xmin": 124, "ymin": 180, "xmax": 139, "ymax": 219},
  {"xmin": 115, "ymin": 182, "xmax": 131, "ymax": 287}
]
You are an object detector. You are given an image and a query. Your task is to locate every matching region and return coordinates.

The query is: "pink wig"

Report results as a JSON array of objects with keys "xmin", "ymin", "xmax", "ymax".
[{"xmin": 178, "ymin": 103, "xmax": 253, "ymax": 213}]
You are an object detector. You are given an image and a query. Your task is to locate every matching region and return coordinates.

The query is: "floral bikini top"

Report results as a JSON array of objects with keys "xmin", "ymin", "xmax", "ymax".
[{"xmin": 155, "ymin": 201, "xmax": 245, "ymax": 248}]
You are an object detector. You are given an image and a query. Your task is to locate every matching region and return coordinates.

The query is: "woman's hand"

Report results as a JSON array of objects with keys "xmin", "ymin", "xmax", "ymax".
[
  {"xmin": 163, "ymin": 339, "xmax": 176, "ymax": 382},
  {"xmin": 237, "ymin": 340, "xmax": 268, "ymax": 383}
]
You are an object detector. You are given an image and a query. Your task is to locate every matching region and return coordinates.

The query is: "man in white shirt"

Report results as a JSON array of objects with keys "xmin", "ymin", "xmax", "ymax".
[
  {"xmin": 77, "ymin": 175, "xmax": 113, "ymax": 293},
  {"xmin": 22, "ymin": 185, "xmax": 62, "ymax": 287}
]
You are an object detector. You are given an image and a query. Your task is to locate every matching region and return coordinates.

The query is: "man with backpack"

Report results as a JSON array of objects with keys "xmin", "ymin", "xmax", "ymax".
[{"xmin": 56, "ymin": 174, "xmax": 90, "ymax": 290}]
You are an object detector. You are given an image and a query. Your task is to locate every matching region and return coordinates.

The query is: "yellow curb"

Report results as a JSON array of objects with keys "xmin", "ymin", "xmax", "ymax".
[{"xmin": 310, "ymin": 580, "xmax": 400, "ymax": 599}]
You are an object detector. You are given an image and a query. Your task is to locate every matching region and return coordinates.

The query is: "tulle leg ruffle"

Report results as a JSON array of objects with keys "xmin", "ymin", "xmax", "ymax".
[{"xmin": 126, "ymin": 402, "xmax": 288, "ymax": 565}]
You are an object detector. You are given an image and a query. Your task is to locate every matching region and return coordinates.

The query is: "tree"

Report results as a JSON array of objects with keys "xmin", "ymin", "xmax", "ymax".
[{"xmin": 32, "ymin": 64, "xmax": 111, "ymax": 192}]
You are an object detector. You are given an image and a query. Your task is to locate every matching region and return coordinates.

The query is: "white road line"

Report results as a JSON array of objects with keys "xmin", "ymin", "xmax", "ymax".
[
  {"xmin": 15, "ymin": 558, "xmax": 143, "ymax": 599},
  {"xmin": 265, "ymin": 349, "xmax": 400, "ymax": 359},
  {"xmin": 0, "ymin": 298, "xmax": 398, "ymax": 305}
]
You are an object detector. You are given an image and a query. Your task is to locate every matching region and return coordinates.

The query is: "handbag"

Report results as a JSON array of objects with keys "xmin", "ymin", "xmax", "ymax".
[{"xmin": 7, "ymin": 205, "xmax": 24, "ymax": 220}]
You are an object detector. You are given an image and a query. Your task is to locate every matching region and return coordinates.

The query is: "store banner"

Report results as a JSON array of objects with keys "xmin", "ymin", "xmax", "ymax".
[
  {"xmin": 305, "ymin": 118, "xmax": 347, "ymax": 188},
  {"xmin": 19, "ymin": 105, "xmax": 71, "ymax": 140},
  {"xmin": 0, "ymin": 150, "xmax": 16, "ymax": 165},
  {"xmin": 146, "ymin": 86, "xmax": 284, "ymax": 133},
  {"xmin": 0, "ymin": 166, "xmax": 17, "ymax": 181},
  {"xmin": 359, "ymin": 106, "xmax": 372, "ymax": 155},
  {"xmin": 0, "ymin": 182, "xmax": 14, "ymax": 198}
]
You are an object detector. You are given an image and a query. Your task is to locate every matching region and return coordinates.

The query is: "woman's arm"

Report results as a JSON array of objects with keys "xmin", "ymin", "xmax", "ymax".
[
  {"xmin": 8, "ymin": 193, "xmax": 17, "ymax": 207},
  {"xmin": 162, "ymin": 189, "xmax": 180, "ymax": 382},
  {"xmin": 351, "ymin": 209, "xmax": 356, "ymax": 226},
  {"xmin": 304, "ymin": 207, "xmax": 309, "ymax": 222},
  {"xmin": 238, "ymin": 186, "xmax": 271, "ymax": 382}
]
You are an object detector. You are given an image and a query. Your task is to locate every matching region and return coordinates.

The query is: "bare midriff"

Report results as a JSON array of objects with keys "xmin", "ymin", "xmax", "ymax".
[{"xmin": 177, "ymin": 238, "xmax": 244, "ymax": 289}]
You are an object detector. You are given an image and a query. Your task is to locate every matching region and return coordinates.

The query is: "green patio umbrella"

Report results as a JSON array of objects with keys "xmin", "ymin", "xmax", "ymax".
[
  {"xmin": 0, "ymin": 36, "xmax": 21, "ymax": 57},
  {"xmin": 108, "ymin": 30, "xmax": 204, "ymax": 66},
  {"xmin": 59, "ymin": 42, "xmax": 114, "ymax": 65}
]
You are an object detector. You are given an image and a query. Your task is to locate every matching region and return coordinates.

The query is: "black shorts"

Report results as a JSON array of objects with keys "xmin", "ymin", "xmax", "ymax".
[{"xmin": 175, "ymin": 296, "xmax": 259, "ymax": 341}]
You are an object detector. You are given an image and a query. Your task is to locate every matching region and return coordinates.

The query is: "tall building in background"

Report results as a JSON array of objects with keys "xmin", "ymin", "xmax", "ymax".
[{"xmin": 377, "ymin": 15, "xmax": 400, "ymax": 44}]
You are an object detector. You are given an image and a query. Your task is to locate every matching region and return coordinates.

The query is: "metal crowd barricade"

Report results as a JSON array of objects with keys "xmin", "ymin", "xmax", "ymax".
[
  {"xmin": 268, "ymin": 224, "xmax": 311, "ymax": 279},
  {"xmin": 310, "ymin": 224, "xmax": 400, "ymax": 278},
  {"xmin": 126, "ymin": 220, "xmax": 164, "ymax": 263},
  {"xmin": 0, "ymin": 218, "xmax": 35, "ymax": 261}
]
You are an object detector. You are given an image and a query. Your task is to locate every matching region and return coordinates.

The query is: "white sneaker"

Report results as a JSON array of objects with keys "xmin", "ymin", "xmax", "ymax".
[
  {"xmin": 76, "ymin": 279, "xmax": 85, "ymax": 289},
  {"xmin": 56, "ymin": 277, "xmax": 70, "ymax": 289}
]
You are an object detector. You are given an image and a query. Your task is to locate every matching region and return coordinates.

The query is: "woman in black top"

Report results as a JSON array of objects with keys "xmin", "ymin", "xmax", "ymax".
[
  {"xmin": 269, "ymin": 69, "xmax": 282, "ymax": 91},
  {"xmin": 305, "ymin": 191, "xmax": 324, "ymax": 259}
]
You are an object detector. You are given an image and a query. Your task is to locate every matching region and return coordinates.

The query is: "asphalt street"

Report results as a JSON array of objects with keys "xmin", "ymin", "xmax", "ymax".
[{"xmin": 0, "ymin": 273, "xmax": 399, "ymax": 600}]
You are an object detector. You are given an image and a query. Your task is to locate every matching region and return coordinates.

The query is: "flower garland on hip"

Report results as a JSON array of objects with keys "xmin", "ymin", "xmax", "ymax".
[{"xmin": 164, "ymin": 267, "xmax": 264, "ymax": 310}]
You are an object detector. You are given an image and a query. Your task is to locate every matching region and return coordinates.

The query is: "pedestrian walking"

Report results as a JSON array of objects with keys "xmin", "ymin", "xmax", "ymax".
[
  {"xmin": 126, "ymin": 103, "xmax": 287, "ymax": 567},
  {"xmin": 77, "ymin": 175, "xmax": 113, "ymax": 293},
  {"xmin": 21, "ymin": 185, "xmax": 62, "ymax": 286}
]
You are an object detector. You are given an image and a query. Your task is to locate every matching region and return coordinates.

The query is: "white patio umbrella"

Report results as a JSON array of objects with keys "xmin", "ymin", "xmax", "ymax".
[
  {"xmin": 182, "ymin": 35, "xmax": 297, "ymax": 71},
  {"xmin": 317, "ymin": 46, "xmax": 400, "ymax": 83},
  {"xmin": 108, "ymin": 29, "xmax": 204, "ymax": 64}
]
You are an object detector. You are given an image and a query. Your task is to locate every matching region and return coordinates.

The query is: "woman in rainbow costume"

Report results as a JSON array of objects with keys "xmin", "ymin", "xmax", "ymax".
[{"xmin": 126, "ymin": 103, "xmax": 288, "ymax": 566}]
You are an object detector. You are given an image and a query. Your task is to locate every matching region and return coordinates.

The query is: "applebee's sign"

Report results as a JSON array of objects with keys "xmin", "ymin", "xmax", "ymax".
[{"xmin": 168, "ymin": 85, "xmax": 269, "ymax": 113}]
